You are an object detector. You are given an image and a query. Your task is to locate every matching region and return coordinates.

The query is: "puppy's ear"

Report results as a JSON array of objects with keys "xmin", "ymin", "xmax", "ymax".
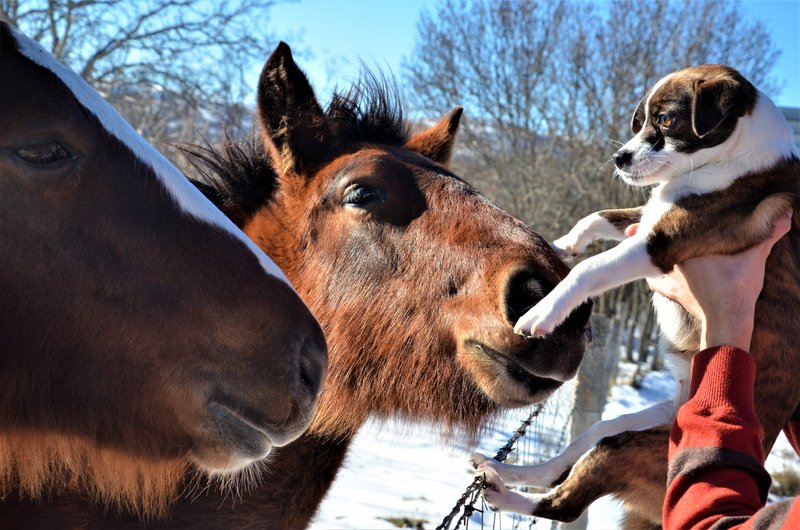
[
  {"xmin": 690, "ymin": 70, "xmax": 754, "ymax": 139},
  {"xmin": 630, "ymin": 97, "xmax": 645, "ymax": 134}
]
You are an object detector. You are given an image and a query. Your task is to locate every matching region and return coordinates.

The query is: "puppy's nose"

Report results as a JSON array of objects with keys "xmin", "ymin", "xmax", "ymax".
[{"xmin": 614, "ymin": 150, "xmax": 633, "ymax": 169}]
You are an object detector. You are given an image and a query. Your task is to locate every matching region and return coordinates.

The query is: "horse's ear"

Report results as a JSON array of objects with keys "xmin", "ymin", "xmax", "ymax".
[
  {"xmin": 405, "ymin": 106, "xmax": 463, "ymax": 166},
  {"xmin": 257, "ymin": 42, "xmax": 333, "ymax": 176}
]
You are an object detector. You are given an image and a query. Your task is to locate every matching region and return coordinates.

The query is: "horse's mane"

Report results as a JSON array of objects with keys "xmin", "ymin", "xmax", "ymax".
[{"xmin": 184, "ymin": 70, "xmax": 410, "ymax": 227}]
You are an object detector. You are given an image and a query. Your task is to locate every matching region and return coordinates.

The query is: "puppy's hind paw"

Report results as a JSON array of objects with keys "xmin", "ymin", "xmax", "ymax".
[
  {"xmin": 479, "ymin": 466, "xmax": 506, "ymax": 503},
  {"xmin": 480, "ymin": 466, "xmax": 541, "ymax": 515},
  {"xmin": 469, "ymin": 452, "xmax": 491, "ymax": 470}
]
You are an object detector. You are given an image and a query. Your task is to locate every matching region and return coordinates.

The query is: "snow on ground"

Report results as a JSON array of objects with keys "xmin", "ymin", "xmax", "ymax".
[
  {"xmin": 309, "ymin": 362, "xmax": 797, "ymax": 530},
  {"xmin": 309, "ymin": 363, "xmax": 662, "ymax": 530}
]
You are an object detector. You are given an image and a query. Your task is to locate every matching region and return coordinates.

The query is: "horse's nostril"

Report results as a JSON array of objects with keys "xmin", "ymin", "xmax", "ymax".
[{"xmin": 503, "ymin": 269, "xmax": 555, "ymax": 324}]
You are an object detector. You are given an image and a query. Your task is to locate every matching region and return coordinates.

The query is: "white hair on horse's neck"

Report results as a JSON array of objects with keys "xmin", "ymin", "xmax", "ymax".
[{"xmin": 8, "ymin": 25, "xmax": 292, "ymax": 287}]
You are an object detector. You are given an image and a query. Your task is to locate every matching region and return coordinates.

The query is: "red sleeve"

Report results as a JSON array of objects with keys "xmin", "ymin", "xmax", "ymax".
[{"xmin": 663, "ymin": 346, "xmax": 800, "ymax": 529}]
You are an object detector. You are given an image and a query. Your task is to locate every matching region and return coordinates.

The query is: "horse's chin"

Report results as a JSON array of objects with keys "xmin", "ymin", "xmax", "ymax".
[
  {"xmin": 489, "ymin": 377, "xmax": 563, "ymax": 408},
  {"xmin": 457, "ymin": 302, "xmax": 591, "ymax": 408},
  {"xmin": 458, "ymin": 341, "xmax": 567, "ymax": 408},
  {"xmin": 189, "ymin": 447, "xmax": 270, "ymax": 475},
  {"xmin": 188, "ymin": 402, "xmax": 278, "ymax": 474}
]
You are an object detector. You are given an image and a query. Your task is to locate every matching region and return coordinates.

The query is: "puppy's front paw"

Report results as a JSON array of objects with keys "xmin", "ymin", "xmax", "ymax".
[
  {"xmin": 514, "ymin": 309, "xmax": 555, "ymax": 337},
  {"xmin": 514, "ymin": 283, "xmax": 580, "ymax": 338},
  {"xmin": 514, "ymin": 299, "xmax": 562, "ymax": 337},
  {"xmin": 551, "ymin": 234, "xmax": 585, "ymax": 258}
]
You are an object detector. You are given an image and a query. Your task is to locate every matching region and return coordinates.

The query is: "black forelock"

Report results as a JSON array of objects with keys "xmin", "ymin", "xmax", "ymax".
[
  {"xmin": 326, "ymin": 68, "xmax": 411, "ymax": 147},
  {"xmin": 182, "ymin": 136, "xmax": 276, "ymax": 228}
]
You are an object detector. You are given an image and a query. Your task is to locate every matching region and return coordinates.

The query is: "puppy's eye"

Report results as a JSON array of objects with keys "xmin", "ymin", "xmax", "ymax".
[
  {"xmin": 343, "ymin": 184, "xmax": 381, "ymax": 207},
  {"xmin": 657, "ymin": 114, "xmax": 675, "ymax": 129},
  {"xmin": 16, "ymin": 142, "xmax": 73, "ymax": 165}
]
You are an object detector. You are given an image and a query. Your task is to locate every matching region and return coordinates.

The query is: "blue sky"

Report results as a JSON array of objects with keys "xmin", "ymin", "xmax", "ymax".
[
  {"xmin": 740, "ymin": 0, "xmax": 800, "ymax": 107},
  {"xmin": 269, "ymin": 0, "xmax": 799, "ymax": 108}
]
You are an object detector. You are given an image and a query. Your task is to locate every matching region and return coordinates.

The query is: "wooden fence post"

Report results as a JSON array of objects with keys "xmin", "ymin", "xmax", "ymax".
[{"xmin": 560, "ymin": 314, "xmax": 612, "ymax": 530}]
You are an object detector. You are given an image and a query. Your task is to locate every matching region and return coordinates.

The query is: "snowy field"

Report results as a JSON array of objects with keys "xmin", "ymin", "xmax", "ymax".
[{"xmin": 309, "ymin": 362, "xmax": 798, "ymax": 530}]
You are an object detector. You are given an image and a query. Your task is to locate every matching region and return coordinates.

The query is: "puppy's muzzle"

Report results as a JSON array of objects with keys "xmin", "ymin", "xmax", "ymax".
[{"xmin": 614, "ymin": 149, "xmax": 634, "ymax": 170}]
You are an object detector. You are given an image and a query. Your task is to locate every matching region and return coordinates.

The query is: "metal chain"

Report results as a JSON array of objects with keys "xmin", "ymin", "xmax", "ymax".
[{"xmin": 436, "ymin": 402, "xmax": 546, "ymax": 530}]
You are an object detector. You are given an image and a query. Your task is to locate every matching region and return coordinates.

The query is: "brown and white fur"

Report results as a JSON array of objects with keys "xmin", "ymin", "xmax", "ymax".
[{"xmin": 470, "ymin": 64, "xmax": 800, "ymax": 527}]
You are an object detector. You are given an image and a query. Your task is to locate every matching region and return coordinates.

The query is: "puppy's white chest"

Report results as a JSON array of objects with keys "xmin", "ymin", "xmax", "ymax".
[{"xmin": 639, "ymin": 187, "xmax": 678, "ymax": 232}]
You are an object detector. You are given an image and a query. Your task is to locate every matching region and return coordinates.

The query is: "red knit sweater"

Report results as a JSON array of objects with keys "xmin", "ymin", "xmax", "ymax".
[{"xmin": 663, "ymin": 346, "xmax": 800, "ymax": 529}]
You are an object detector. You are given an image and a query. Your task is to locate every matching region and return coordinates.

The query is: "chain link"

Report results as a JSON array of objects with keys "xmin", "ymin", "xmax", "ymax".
[{"xmin": 436, "ymin": 402, "xmax": 546, "ymax": 530}]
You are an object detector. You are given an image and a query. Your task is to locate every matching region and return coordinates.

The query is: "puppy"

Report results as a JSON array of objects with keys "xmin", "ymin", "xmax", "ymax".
[{"xmin": 470, "ymin": 64, "xmax": 800, "ymax": 528}]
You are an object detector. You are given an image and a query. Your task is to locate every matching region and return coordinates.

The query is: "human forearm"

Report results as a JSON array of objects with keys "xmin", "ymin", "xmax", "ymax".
[
  {"xmin": 664, "ymin": 346, "xmax": 773, "ymax": 529},
  {"xmin": 699, "ymin": 308, "xmax": 755, "ymax": 351}
]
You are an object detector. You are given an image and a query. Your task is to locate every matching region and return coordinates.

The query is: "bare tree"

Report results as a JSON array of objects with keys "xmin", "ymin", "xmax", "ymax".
[
  {"xmin": 403, "ymin": 0, "xmax": 780, "ymax": 376},
  {"xmin": 404, "ymin": 0, "xmax": 576, "ymax": 226},
  {"xmin": 406, "ymin": 0, "xmax": 779, "ymax": 230},
  {"xmin": 1, "ymin": 0, "xmax": 283, "ymax": 168}
]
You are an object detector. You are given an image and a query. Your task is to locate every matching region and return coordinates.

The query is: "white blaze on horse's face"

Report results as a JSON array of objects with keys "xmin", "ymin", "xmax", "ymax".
[{"xmin": 9, "ymin": 25, "xmax": 292, "ymax": 288}]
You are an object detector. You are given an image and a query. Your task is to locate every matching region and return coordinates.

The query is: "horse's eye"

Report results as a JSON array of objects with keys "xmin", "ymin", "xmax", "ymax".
[
  {"xmin": 343, "ymin": 184, "xmax": 381, "ymax": 207},
  {"xmin": 657, "ymin": 113, "xmax": 675, "ymax": 129},
  {"xmin": 16, "ymin": 142, "xmax": 73, "ymax": 165}
]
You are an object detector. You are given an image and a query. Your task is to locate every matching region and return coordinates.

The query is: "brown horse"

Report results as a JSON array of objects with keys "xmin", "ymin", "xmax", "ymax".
[
  {"xmin": 0, "ymin": 42, "xmax": 590, "ymax": 528},
  {"xmin": 0, "ymin": 24, "xmax": 326, "ymax": 517}
]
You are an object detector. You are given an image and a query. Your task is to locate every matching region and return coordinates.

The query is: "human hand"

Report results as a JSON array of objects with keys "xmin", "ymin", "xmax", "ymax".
[{"xmin": 641, "ymin": 209, "xmax": 792, "ymax": 350}]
